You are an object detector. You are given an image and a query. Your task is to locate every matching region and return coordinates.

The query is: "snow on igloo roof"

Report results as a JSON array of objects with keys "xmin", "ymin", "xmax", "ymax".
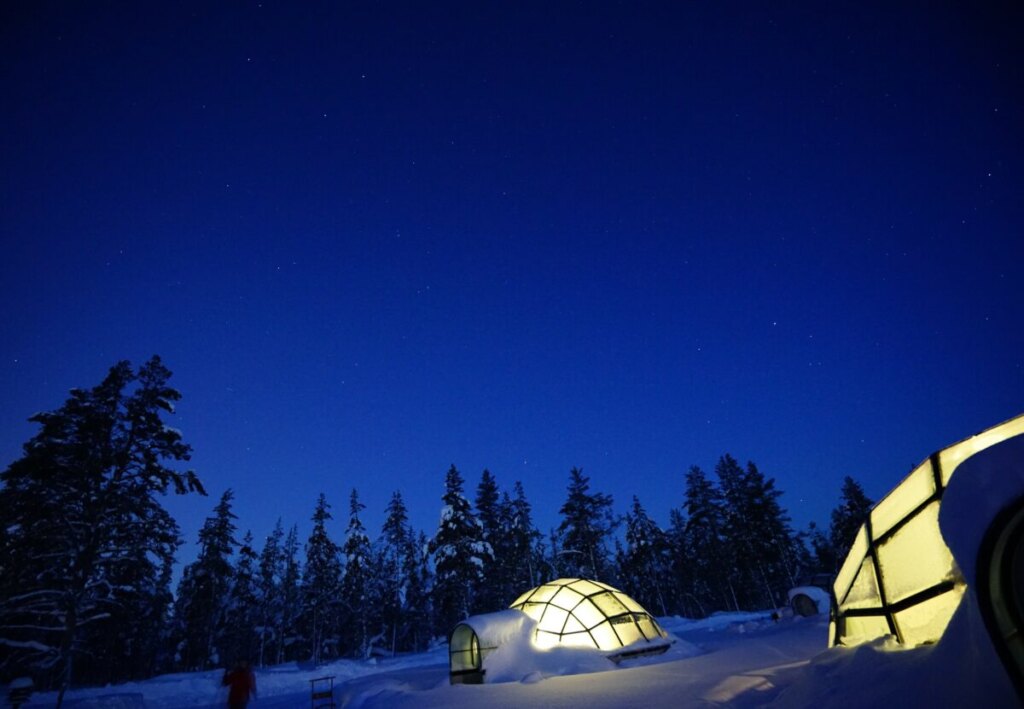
[{"xmin": 509, "ymin": 578, "xmax": 668, "ymax": 652}]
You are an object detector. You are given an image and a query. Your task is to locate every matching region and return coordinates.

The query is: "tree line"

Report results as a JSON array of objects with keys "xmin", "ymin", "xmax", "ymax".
[{"xmin": 0, "ymin": 358, "xmax": 873, "ymax": 699}]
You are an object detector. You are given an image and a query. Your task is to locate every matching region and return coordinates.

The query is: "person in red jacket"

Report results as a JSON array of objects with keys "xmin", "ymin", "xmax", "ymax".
[{"xmin": 222, "ymin": 660, "xmax": 257, "ymax": 708}]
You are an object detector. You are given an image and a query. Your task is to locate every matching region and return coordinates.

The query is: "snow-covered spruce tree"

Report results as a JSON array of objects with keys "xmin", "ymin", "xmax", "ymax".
[
  {"xmin": 716, "ymin": 456, "xmax": 799, "ymax": 610},
  {"xmin": 255, "ymin": 520, "xmax": 284, "ymax": 667},
  {"xmin": 555, "ymin": 467, "xmax": 617, "ymax": 581},
  {"xmin": 616, "ymin": 496, "xmax": 671, "ymax": 616},
  {"xmin": 300, "ymin": 494, "xmax": 342, "ymax": 665},
  {"xmin": 666, "ymin": 507, "xmax": 695, "ymax": 616},
  {"xmin": 406, "ymin": 531, "xmax": 434, "ymax": 651},
  {"xmin": 172, "ymin": 489, "xmax": 238, "ymax": 671},
  {"xmin": 0, "ymin": 357, "xmax": 203, "ymax": 701},
  {"xmin": 276, "ymin": 525, "xmax": 303, "ymax": 663},
  {"xmin": 339, "ymin": 489, "xmax": 376, "ymax": 657},
  {"xmin": 474, "ymin": 470, "xmax": 507, "ymax": 612},
  {"xmin": 429, "ymin": 465, "xmax": 491, "ymax": 636},
  {"xmin": 223, "ymin": 531, "xmax": 260, "ymax": 664},
  {"xmin": 682, "ymin": 464, "xmax": 737, "ymax": 613},
  {"xmin": 807, "ymin": 521, "xmax": 838, "ymax": 573},
  {"xmin": 506, "ymin": 481, "xmax": 544, "ymax": 590},
  {"xmin": 378, "ymin": 490, "xmax": 427, "ymax": 653},
  {"xmin": 77, "ymin": 524, "xmax": 178, "ymax": 684},
  {"xmin": 829, "ymin": 476, "xmax": 873, "ymax": 566}
]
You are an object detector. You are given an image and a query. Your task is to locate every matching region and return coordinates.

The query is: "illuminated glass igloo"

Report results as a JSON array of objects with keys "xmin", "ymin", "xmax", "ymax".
[
  {"xmin": 509, "ymin": 578, "xmax": 670, "ymax": 655},
  {"xmin": 449, "ymin": 578, "xmax": 670, "ymax": 684},
  {"xmin": 832, "ymin": 412, "xmax": 1024, "ymax": 649}
]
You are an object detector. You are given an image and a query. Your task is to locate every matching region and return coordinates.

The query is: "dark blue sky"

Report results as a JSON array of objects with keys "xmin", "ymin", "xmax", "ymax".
[{"xmin": 2, "ymin": 1, "xmax": 1022, "ymax": 566}]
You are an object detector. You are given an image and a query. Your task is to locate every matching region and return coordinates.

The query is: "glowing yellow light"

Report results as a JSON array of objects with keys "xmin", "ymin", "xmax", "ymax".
[{"xmin": 832, "ymin": 412, "xmax": 1024, "ymax": 648}]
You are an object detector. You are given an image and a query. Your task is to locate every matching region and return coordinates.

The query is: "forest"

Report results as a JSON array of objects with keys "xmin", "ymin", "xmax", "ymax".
[{"xmin": 0, "ymin": 358, "xmax": 872, "ymax": 697}]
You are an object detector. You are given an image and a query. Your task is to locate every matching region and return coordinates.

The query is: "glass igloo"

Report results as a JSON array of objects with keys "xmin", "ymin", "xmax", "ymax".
[{"xmin": 509, "ymin": 578, "xmax": 670, "ymax": 656}]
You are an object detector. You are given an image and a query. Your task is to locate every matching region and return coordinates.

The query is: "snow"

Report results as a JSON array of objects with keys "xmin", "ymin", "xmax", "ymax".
[
  {"xmin": 29, "ymin": 612, "xmax": 816, "ymax": 708},
  {"xmin": 25, "ymin": 600, "xmax": 1019, "ymax": 708}
]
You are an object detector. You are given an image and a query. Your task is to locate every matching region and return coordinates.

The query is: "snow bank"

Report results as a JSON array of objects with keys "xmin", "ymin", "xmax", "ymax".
[{"xmin": 659, "ymin": 610, "xmax": 774, "ymax": 635}]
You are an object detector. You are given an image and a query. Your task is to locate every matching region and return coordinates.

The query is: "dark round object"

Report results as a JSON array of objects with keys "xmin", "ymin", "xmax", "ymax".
[{"xmin": 792, "ymin": 593, "xmax": 819, "ymax": 617}]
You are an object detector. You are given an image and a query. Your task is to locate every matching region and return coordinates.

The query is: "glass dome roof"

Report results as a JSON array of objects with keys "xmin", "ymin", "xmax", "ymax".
[{"xmin": 509, "ymin": 578, "xmax": 669, "ymax": 653}]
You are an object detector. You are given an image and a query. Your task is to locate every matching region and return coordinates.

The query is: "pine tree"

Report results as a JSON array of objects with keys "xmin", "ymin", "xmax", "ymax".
[
  {"xmin": 255, "ymin": 520, "xmax": 284, "ymax": 667},
  {"xmin": 683, "ymin": 465, "xmax": 735, "ymax": 614},
  {"xmin": 666, "ymin": 507, "xmax": 693, "ymax": 616},
  {"xmin": 556, "ymin": 467, "xmax": 616, "ymax": 581},
  {"xmin": 76, "ymin": 530, "xmax": 178, "ymax": 684},
  {"xmin": 277, "ymin": 525, "xmax": 302, "ymax": 663},
  {"xmin": 172, "ymin": 490, "xmax": 238, "ymax": 671},
  {"xmin": 406, "ymin": 531, "xmax": 434, "ymax": 650},
  {"xmin": 506, "ymin": 481, "xmax": 543, "ymax": 591},
  {"xmin": 829, "ymin": 476, "xmax": 873, "ymax": 564},
  {"xmin": 429, "ymin": 465, "xmax": 491, "ymax": 635},
  {"xmin": 300, "ymin": 494, "xmax": 342, "ymax": 665},
  {"xmin": 339, "ymin": 489, "xmax": 375, "ymax": 657},
  {"xmin": 716, "ymin": 456, "xmax": 799, "ymax": 610},
  {"xmin": 617, "ymin": 496, "xmax": 671, "ymax": 615},
  {"xmin": 808, "ymin": 521, "xmax": 838, "ymax": 573},
  {"xmin": 223, "ymin": 531, "xmax": 259, "ymax": 665},
  {"xmin": 378, "ymin": 491, "xmax": 424, "ymax": 653},
  {"xmin": 0, "ymin": 357, "xmax": 202, "ymax": 700},
  {"xmin": 474, "ymin": 469, "xmax": 506, "ymax": 612}
]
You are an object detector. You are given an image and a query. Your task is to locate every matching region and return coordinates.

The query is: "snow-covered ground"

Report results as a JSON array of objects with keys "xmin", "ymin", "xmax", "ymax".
[
  {"xmin": 24, "ymin": 603, "xmax": 1024, "ymax": 707},
  {"xmin": 30, "ymin": 611, "xmax": 828, "ymax": 708}
]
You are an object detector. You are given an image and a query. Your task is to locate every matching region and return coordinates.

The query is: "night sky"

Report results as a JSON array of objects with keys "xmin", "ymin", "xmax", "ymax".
[{"xmin": 2, "ymin": 2, "xmax": 1023, "ymax": 568}]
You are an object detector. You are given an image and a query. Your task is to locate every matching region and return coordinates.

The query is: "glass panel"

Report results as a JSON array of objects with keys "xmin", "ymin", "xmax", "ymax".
[
  {"xmin": 562, "ymin": 615, "xmax": 586, "ymax": 634},
  {"xmin": 591, "ymin": 591, "xmax": 629, "ymax": 618},
  {"xmin": 510, "ymin": 589, "xmax": 534, "ymax": 607},
  {"xmin": 572, "ymin": 600, "xmax": 605, "ymax": 629},
  {"xmin": 841, "ymin": 558, "xmax": 881, "ymax": 610},
  {"xmin": 533, "ymin": 630, "xmax": 560, "ymax": 649},
  {"xmin": 589, "ymin": 622, "xmax": 620, "ymax": 649},
  {"xmin": 528, "ymin": 584, "xmax": 560, "ymax": 604},
  {"xmin": 558, "ymin": 630, "xmax": 597, "ymax": 649},
  {"xmin": 636, "ymin": 615, "xmax": 662, "ymax": 640},
  {"xmin": 870, "ymin": 461, "xmax": 936, "ymax": 540},
  {"xmin": 551, "ymin": 586, "xmax": 584, "ymax": 610},
  {"xmin": 538, "ymin": 606, "xmax": 569, "ymax": 635},
  {"xmin": 568, "ymin": 579, "xmax": 604, "ymax": 596},
  {"xmin": 893, "ymin": 585, "xmax": 965, "ymax": 646},
  {"xmin": 835, "ymin": 525, "xmax": 870, "ymax": 601},
  {"xmin": 450, "ymin": 626, "xmax": 479, "ymax": 672},
  {"xmin": 875, "ymin": 501, "xmax": 956, "ymax": 604},
  {"xmin": 612, "ymin": 618, "xmax": 643, "ymax": 647},
  {"xmin": 839, "ymin": 614, "xmax": 891, "ymax": 646},
  {"xmin": 615, "ymin": 592, "xmax": 643, "ymax": 613},
  {"xmin": 939, "ymin": 415, "xmax": 1024, "ymax": 486},
  {"xmin": 517, "ymin": 602, "xmax": 546, "ymax": 622}
]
